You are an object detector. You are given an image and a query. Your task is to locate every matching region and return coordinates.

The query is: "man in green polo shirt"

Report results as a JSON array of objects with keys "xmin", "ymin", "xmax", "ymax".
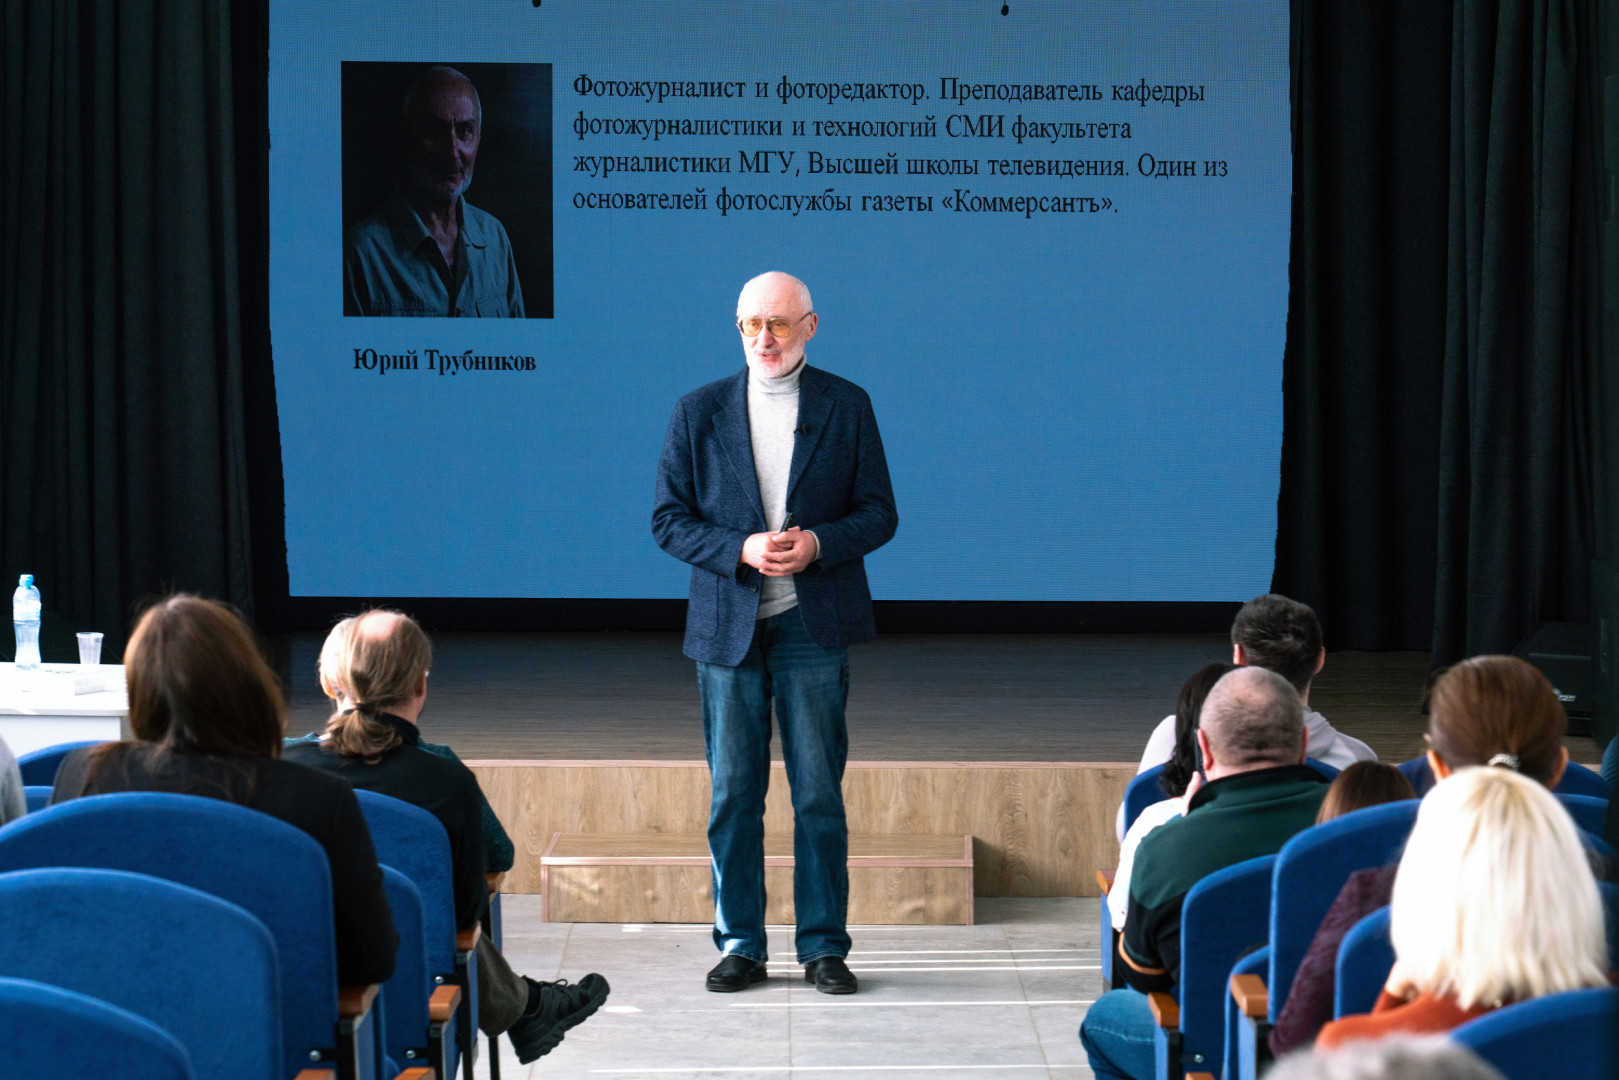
[{"xmin": 1081, "ymin": 666, "xmax": 1330, "ymax": 1080}]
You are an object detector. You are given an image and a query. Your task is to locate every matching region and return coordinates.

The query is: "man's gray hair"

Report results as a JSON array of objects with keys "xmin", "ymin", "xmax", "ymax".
[
  {"xmin": 1200, "ymin": 665, "xmax": 1305, "ymax": 768},
  {"xmin": 1267, "ymin": 1037, "xmax": 1505, "ymax": 1080},
  {"xmin": 404, "ymin": 65, "xmax": 482, "ymax": 125}
]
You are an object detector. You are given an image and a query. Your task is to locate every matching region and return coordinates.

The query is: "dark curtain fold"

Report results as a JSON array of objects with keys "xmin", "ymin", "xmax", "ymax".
[
  {"xmin": 1278, "ymin": 0, "xmax": 1601, "ymax": 661},
  {"xmin": 1273, "ymin": 1, "xmax": 1453, "ymax": 650},
  {"xmin": 0, "ymin": 0, "xmax": 254, "ymax": 655},
  {"xmin": 1432, "ymin": 0, "xmax": 1602, "ymax": 662}
]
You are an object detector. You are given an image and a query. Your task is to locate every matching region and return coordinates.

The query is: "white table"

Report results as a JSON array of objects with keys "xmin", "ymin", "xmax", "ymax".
[{"xmin": 0, "ymin": 663, "xmax": 129, "ymax": 758}]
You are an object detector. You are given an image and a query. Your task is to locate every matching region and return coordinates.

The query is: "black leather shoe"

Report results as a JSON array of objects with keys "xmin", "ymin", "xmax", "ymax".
[
  {"xmin": 706, "ymin": 954, "xmax": 768, "ymax": 992},
  {"xmin": 804, "ymin": 956, "xmax": 858, "ymax": 994}
]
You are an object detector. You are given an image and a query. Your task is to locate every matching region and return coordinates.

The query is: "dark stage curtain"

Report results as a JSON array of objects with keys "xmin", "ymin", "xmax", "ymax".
[
  {"xmin": 0, "ymin": 0, "xmax": 257, "ymax": 654},
  {"xmin": 1277, "ymin": 0, "xmax": 1602, "ymax": 663},
  {"xmin": 1433, "ymin": 0, "xmax": 1602, "ymax": 662}
]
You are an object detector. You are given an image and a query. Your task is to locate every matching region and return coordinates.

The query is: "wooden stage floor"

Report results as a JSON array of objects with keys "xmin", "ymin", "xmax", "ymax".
[{"xmin": 277, "ymin": 630, "xmax": 1604, "ymax": 767}]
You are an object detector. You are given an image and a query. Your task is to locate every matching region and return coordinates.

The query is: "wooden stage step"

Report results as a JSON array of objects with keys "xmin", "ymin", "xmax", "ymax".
[{"xmin": 539, "ymin": 832, "xmax": 974, "ymax": 925}]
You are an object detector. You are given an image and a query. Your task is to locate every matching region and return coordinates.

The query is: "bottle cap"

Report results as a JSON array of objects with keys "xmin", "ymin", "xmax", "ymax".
[{"xmin": 18, "ymin": 575, "xmax": 31, "ymax": 587}]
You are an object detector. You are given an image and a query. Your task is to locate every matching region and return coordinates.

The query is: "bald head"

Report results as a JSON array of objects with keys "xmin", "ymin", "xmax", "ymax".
[
  {"xmin": 318, "ymin": 608, "xmax": 433, "ymax": 719},
  {"xmin": 1199, "ymin": 666, "xmax": 1306, "ymax": 773},
  {"xmin": 738, "ymin": 271, "xmax": 813, "ymax": 314}
]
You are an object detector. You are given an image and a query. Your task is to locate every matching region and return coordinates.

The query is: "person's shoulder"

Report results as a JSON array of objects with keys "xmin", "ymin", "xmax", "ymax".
[
  {"xmin": 345, "ymin": 203, "xmax": 397, "ymax": 252},
  {"xmin": 802, "ymin": 365, "xmax": 872, "ymax": 404},
  {"xmin": 460, "ymin": 199, "xmax": 511, "ymax": 243},
  {"xmin": 677, "ymin": 370, "xmax": 746, "ymax": 411},
  {"xmin": 260, "ymin": 754, "xmax": 359, "ymax": 800}
]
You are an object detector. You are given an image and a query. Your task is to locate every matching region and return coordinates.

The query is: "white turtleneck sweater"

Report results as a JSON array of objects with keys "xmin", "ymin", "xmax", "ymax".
[{"xmin": 747, "ymin": 355, "xmax": 805, "ymax": 619}]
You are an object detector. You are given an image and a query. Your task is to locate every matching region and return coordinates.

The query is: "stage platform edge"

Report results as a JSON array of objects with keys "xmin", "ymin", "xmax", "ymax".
[{"xmin": 468, "ymin": 760, "xmax": 1134, "ymax": 900}]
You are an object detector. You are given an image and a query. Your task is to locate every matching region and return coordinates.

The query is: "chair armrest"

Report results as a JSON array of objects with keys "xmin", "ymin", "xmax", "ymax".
[
  {"xmin": 1096, "ymin": 868, "xmax": 1116, "ymax": 894},
  {"xmin": 394, "ymin": 1069, "xmax": 434, "ymax": 1080},
  {"xmin": 456, "ymin": 923, "xmax": 483, "ymax": 951},
  {"xmin": 1147, "ymin": 991, "xmax": 1179, "ymax": 1029},
  {"xmin": 1229, "ymin": 974, "xmax": 1268, "ymax": 1019},
  {"xmin": 429, "ymin": 983, "xmax": 463, "ymax": 1022},
  {"xmin": 338, "ymin": 982, "xmax": 381, "ymax": 1019},
  {"xmin": 486, "ymin": 871, "xmax": 506, "ymax": 894}
]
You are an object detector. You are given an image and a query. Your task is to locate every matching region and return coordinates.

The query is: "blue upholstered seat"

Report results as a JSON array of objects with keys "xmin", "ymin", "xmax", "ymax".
[
  {"xmin": 1225, "ymin": 946, "xmax": 1268, "ymax": 1080},
  {"xmin": 0, "ymin": 791, "xmax": 378, "ymax": 1079},
  {"xmin": 15, "ymin": 740, "xmax": 106, "ymax": 786},
  {"xmin": 356, "ymin": 789, "xmax": 476, "ymax": 1076},
  {"xmin": 1152, "ymin": 854, "xmax": 1274, "ymax": 1080},
  {"xmin": 1266, "ymin": 800, "xmax": 1418, "ymax": 1023},
  {"xmin": 1556, "ymin": 793, "xmax": 1608, "ymax": 835},
  {"xmin": 1333, "ymin": 905, "xmax": 1392, "ymax": 1019},
  {"xmin": 22, "ymin": 784, "xmax": 50, "ymax": 813},
  {"xmin": 1452, "ymin": 987, "xmax": 1619, "ymax": 1080},
  {"xmin": 0, "ymin": 867, "xmax": 279, "ymax": 1079},
  {"xmin": 379, "ymin": 864, "xmax": 461, "ymax": 1080},
  {"xmin": 0, "ymin": 974, "xmax": 197, "ymax": 1080},
  {"xmin": 1399, "ymin": 755, "xmax": 1610, "ymax": 799}
]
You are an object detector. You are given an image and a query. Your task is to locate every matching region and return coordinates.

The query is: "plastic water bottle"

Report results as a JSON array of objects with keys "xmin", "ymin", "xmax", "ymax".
[{"xmin": 12, "ymin": 574, "xmax": 41, "ymax": 672}]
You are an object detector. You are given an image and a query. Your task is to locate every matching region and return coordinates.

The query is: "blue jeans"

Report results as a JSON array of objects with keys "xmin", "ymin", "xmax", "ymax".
[
  {"xmin": 697, "ymin": 606, "xmax": 851, "ymax": 964},
  {"xmin": 1079, "ymin": 988, "xmax": 1157, "ymax": 1080}
]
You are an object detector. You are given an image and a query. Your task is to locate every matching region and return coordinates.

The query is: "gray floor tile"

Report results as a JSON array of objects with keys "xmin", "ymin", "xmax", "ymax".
[{"xmin": 471, "ymin": 898, "xmax": 1104, "ymax": 1080}]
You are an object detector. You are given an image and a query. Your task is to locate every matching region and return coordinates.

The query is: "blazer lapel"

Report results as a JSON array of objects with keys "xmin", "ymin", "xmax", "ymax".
[
  {"xmin": 711, "ymin": 370, "xmax": 767, "ymax": 528},
  {"xmin": 786, "ymin": 365, "xmax": 834, "ymax": 503}
]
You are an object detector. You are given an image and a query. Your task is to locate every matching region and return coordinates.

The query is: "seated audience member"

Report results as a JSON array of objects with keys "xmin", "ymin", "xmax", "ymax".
[
  {"xmin": 1080, "ymin": 666, "xmax": 1330, "ymax": 1080},
  {"xmin": 1108, "ymin": 662, "xmax": 1234, "ymax": 934},
  {"xmin": 1269, "ymin": 654, "xmax": 1572, "ymax": 1055},
  {"xmin": 1311, "ymin": 761, "xmax": 1415, "ymax": 826},
  {"xmin": 283, "ymin": 610, "xmax": 608, "ymax": 1064},
  {"xmin": 50, "ymin": 596, "xmax": 397, "ymax": 984},
  {"xmin": 0, "ymin": 733, "xmax": 24, "ymax": 824},
  {"xmin": 1118, "ymin": 594, "xmax": 1374, "ymax": 840},
  {"xmin": 1268, "ymin": 1036, "xmax": 1506, "ymax": 1080},
  {"xmin": 1316, "ymin": 766, "xmax": 1607, "ymax": 1048}
]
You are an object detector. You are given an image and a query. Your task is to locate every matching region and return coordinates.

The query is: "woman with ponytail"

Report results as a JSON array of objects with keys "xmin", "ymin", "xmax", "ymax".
[{"xmin": 283, "ymin": 609, "xmax": 609, "ymax": 1064}]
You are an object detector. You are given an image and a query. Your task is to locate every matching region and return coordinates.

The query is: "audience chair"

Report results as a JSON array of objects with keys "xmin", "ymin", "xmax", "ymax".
[
  {"xmin": 380, "ymin": 864, "xmax": 462, "ymax": 1080},
  {"xmin": 15, "ymin": 740, "xmax": 105, "ymax": 786},
  {"xmin": 1399, "ymin": 755, "xmax": 1610, "ymax": 799},
  {"xmin": 0, "ymin": 974, "xmax": 197, "ymax": 1080},
  {"xmin": 1122, "ymin": 765, "xmax": 1173, "ymax": 835},
  {"xmin": 22, "ymin": 785, "xmax": 50, "ymax": 813},
  {"xmin": 1332, "ymin": 906, "xmax": 1392, "ymax": 1019},
  {"xmin": 0, "ymin": 792, "xmax": 384, "ymax": 1080},
  {"xmin": 1557, "ymin": 793, "xmax": 1608, "ymax": 835},
  {"xmin": 0, "ymin": 867, "xmax": 283, "ymax": 1079},
  {"xmin": 1224, "ymin": 946, "xmax": 1268, "ymax": 1080},
  {"xmin": 355, "ymin": 789, "xmax": 481, "ymax": 1076},
  {"xmin": 1148, "ymin": 854, "xmax": 1274, "ymax": 1080},
  {"xmin": 1229, "ymin": 799, "xmax": 1418, "ymax": 1080},
  {"xmin": 1451, "ymin": 987, "xmax": 1619, "ymax": 1080},
  {"xmin": 1096, "ymin": 869, "xmax": 1119, "ymax": 988}
]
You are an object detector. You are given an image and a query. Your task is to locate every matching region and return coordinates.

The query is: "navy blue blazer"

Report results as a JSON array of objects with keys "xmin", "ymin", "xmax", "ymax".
[{"xmin": 653, "ymin": 364, "xmax": 898, "ymax": 666}]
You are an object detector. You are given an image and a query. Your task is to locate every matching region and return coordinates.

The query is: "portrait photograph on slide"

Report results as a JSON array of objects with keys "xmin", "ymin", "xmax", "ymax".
[{"xmin": 340, "ymin": 61, "xmax": 554, "ymax": 318}]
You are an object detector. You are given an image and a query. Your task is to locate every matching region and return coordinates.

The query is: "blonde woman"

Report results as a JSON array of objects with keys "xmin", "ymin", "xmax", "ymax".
[{"xmin": 1317, "ymin": 767, "xmax": 1608, "ymax": 1047}]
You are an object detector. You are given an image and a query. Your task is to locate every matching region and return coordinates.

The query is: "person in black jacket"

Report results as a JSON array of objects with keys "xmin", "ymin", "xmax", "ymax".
[
  {"xmin": 283, "ymin": 609, "xmax": 608, "ymax": 1065},
  {"xmin": 51, "ymin": 595, "xmax": 398, "ymax": 986}
]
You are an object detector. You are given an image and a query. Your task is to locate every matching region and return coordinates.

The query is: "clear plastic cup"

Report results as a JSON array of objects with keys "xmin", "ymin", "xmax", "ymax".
[{"xmin": 77, "ymin": 632, "xmax": 103, "ymax": 668}]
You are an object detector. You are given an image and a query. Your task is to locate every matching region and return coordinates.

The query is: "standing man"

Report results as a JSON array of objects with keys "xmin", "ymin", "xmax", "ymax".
[
  {"xmin": 653, "ymin": 272, "xmax": 898, "ymax": 995},
  {"xmin": 345, "ymin": 65, "xmax": 524, "ymax": 317}
]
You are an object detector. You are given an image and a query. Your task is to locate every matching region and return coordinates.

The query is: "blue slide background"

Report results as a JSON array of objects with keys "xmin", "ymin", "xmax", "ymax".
[{"xmin": 269, "ymin": 0, "xmax": 1290, "ymax": 599}]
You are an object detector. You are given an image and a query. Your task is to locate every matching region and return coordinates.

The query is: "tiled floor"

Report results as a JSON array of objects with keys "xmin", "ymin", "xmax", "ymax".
[{"xmin": 470, "ymin": 897, "xmax": 1103, "ymax": 1079}]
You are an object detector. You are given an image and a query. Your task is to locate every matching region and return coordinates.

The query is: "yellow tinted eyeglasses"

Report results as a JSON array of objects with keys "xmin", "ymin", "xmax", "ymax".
[{"xmin": 736, "ymin": 312, "xmax": 813, "ymax": 338}]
